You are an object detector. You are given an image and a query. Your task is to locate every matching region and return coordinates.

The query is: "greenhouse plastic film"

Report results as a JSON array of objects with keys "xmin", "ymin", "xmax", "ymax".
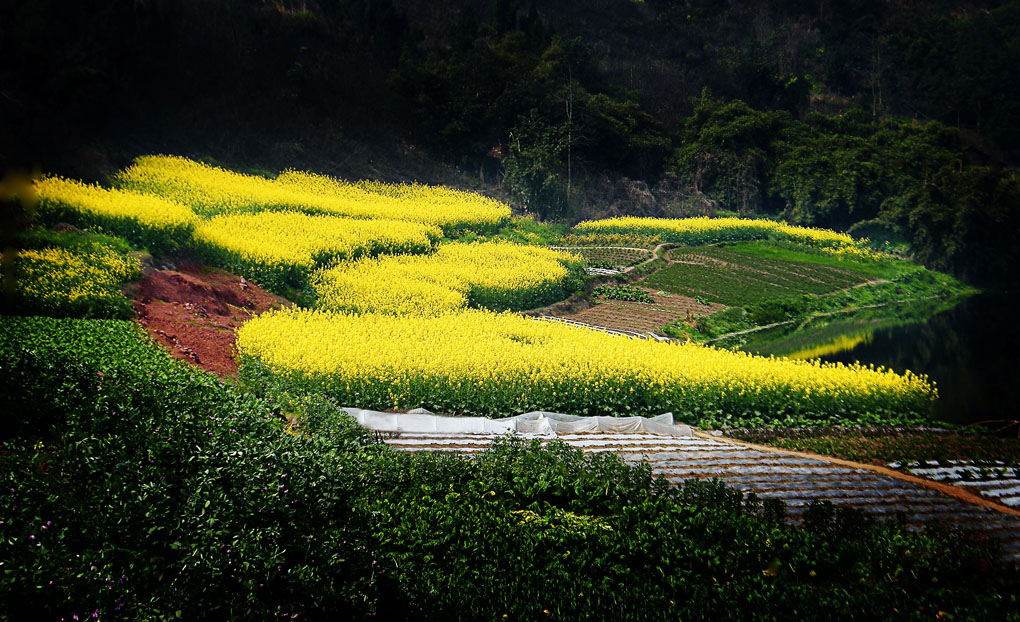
[{"xmin": 342, "ymin": 408, "xmax": 693, "ymax": 437}]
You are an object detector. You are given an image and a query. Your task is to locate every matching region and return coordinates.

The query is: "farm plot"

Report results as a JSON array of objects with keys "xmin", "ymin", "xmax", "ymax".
[
  {"xmin": 380, "ymin": 427, "xmax": 1020, "ymax": 561},
  {"xmin": 642, "ymin": 246, "xmax": 870, "ymax": 306},
  {"xmin": 550, "ymin": 246, "xmax": 652, "ymax": 269},
  {"xmin": 193, "ymin": 211, "xmax": 441, "ymax": 294},
  {"xmin": 115, "ymin": 155, "xmax": 511, "ymax": 233},
  {"xmin": 572, "ymin": 216, "xmax": 876, "ymax": 260},
  {"xmin": 559, "ymin": 288, "xmax": 723, "ymax": 335},
  {"xmin": 34, "ymin": 176, "xmax": 197, "ymax": 253},
  {"xmin": 1, "ymin": 233, "xmax": 140, "ymax": 319},
  {"xmin": 236, "ymin": 307, "xmax": 936, "ymax": 425},
  {"xmin": 312, "ymin": 242, "xmax": 582, "ymax": 315}
]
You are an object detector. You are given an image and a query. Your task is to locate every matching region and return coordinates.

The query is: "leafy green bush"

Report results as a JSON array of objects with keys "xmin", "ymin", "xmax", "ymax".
[
  {"xmin": 503, "ymin": 111, "xmax": 570, "ymax": 219},
  {"xmin": 593, "ymin": 283, "xmax": 654, "ymax": 303},
  {"xmin": 2, "ymin": 315, "xmax": 1018, "ymax": 619},
  {"xmin": 0, "ymin": 317, "xmax": 386, "ymax": 618}
]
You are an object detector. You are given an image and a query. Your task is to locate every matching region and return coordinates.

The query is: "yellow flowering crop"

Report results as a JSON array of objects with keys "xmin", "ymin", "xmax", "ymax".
[
  {"xmin": 116, "ymin": 155, "xmax": 511, "ymax": 233},
  {"xmin": 115, "ymin": 155, "xmax": 320, "ymax": 216},
  {"xmin": 194, "ymin": 211, "xmax": 442, "ymax": 293},
  {"xmin": 236, "ymin": 308, "xmax": 936, "ymax": 423},
  {"xmin": 4, "ymin": 246, "xmax": 140, "ymax": 317},
  {"xmin": 312, "ymin": 242, "xmax": 583, "ymax": 315},
  {"xmin": 279, "ymin": 171, "xmax": 511, "ymax": 233},
  {"xmin": 34, "ymin": 176, "xmax": 196, "ymax": 253},
  {"xmin": 572, "ymin": 216, "xmax": 877, "ymax": 259}
]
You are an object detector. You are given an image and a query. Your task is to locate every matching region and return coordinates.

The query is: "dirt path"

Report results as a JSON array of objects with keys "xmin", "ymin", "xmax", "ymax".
[
  {"xmin": 621, "ymin": 242, "xmax": 673, "ymax": 272},
  {"xmin": 129, "ymin": 264, "xmax": 291, "ymax": 376}
]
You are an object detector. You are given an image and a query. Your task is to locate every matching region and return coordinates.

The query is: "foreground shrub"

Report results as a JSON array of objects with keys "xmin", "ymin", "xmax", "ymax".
[
  {"xmin": 0, "ymin": 316, "xmax": 386, "ymax": 618},
  {"xmin": 1, "ymin": 316, "xmax": 1016, "ymax": 620}
]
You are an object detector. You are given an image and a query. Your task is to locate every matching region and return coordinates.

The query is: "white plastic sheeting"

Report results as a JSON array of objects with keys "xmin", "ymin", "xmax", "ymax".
[{"xmin": 342, "ymin": 407, "xmax": 694, "ymax": 437}]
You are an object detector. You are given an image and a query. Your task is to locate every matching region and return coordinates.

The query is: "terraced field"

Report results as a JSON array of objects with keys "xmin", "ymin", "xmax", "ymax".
[
  {"xmin": 643, "ymin": 246, "xmax": 871, "ymax": 306},
  {"xmin": 555, "ymin": 288, "xmax": 723, "ymax": 334},
  {"xmin": 893, "ymin": 461, "xmax": 1020, "ymax": 508},
  {"xmin": 379, "ymin": 423, "xmax": 1020, "ymax": 561},
  {"xmin": 550, "ymin": 245, "xmax": 652, "ymax": 269}
]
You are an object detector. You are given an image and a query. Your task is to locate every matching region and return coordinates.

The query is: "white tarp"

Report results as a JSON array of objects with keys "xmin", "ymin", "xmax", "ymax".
[{"xmin": 342, "ymin": 407, "xmax": 694, "ymax": 437}]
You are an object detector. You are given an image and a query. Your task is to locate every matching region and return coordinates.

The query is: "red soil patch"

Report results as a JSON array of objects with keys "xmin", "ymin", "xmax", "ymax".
[{"xmin": 129, "ymin": 265, "xmax": 291, "ymax": 376}]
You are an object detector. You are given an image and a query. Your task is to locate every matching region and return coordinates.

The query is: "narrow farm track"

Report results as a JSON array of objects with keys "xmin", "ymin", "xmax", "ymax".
[{"xmin": 382, "ymin": 430, "xmax": 1020, "ymax": 560}]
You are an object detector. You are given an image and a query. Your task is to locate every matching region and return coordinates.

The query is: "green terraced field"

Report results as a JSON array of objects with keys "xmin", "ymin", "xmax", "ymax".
[
  {"xmin": 641, "ymin": 245, "xmax": 870, "ymax": 306},
  {"xmin": 552, "ymin": 246, "xmax": 652, "ymax": 269}
]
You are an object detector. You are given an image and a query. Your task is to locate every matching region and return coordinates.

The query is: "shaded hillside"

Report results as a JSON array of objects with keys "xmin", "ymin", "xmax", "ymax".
[{"xmin": 2, "ymin": 0, "xmax": 1018, "ymax": 282}]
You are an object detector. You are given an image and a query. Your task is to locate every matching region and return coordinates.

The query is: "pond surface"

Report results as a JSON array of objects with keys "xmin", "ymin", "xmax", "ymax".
[{"xmin": 744, "ymin": 293, "xmax": 1020, "ymax": 426}]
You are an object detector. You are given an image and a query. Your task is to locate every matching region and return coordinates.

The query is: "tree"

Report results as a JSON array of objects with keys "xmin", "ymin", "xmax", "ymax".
[{"xmin": 502, "ymin": 111, "xmax": 570, "ymax": 219}]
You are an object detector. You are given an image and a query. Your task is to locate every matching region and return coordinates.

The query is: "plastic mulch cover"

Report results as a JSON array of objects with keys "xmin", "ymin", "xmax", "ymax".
[{"xmin": 342, "ymin": 408, "xmax": 693, "ymax": 437}]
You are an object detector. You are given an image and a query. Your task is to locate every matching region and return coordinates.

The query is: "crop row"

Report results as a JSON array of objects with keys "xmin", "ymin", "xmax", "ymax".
[
  {"xmin": 592, "ymin": 284, "xmax": 655, "ymax": 303},
  {"xmin": 236, "ymin": 308, "xmax": 937, "ymax": 426},
  {"xmin": 313, "ymin": 242, "xmax": 583, "ymax": 315},
  {"xmin": 34, "ymin": 176, "xmax": 197, "ymax": 254},
  {"xmin": 555, "ymin": 232, "xmax": 661, "ymax": 249},
  {"xmin": 673, "ymin": 246, "xmax": 868, "ymax": 288},
  {"xmin": 552, "ymin": 246, "xmax": 652, "ymax": 269},
  {"xmin": 573, "ymin": 216, "xmax": 877, "ymax": 259},
  {"xmin": 644, "ymin": 247, "xmax": 868, "ymax": 306}
]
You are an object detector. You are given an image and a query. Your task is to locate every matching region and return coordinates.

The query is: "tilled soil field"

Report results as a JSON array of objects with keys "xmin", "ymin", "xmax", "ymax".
[{"xmin": 559, "ymin": 287, "xmax": 724, "ymax": 335}]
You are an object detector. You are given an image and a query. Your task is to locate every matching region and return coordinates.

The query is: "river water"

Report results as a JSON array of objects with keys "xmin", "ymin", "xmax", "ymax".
[{"xmin": 768, "ymin": 293, "xmax": 1020, "ymax": 426}]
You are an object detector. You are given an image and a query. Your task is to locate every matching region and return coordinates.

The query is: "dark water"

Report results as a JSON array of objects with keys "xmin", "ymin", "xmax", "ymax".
[{"xmin": 814, "ymin": 293, "xmax": 1020, "ymax": 425}]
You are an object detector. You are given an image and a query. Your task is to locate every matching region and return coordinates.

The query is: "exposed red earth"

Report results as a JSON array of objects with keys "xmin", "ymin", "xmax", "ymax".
[{"xmin": 129, "ymin": 264, "xmax": 290, "ymax": 376}]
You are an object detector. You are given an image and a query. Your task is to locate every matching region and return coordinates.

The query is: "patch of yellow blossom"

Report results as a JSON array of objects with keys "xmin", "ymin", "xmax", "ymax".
[
  {"xmin": 280, "ymin": 171, "xmax": 511, "ymax": 233},
  {"xmin": 572, "ymin": 216, "xmax": 877, "ymax": 260},
  {"xmin": 6, "ymin": 246, "xmax": 140, "ymax": 310},
  {"xmin": 34, "ymin": 176, "xmax": 197, "ymax": 247},
  {"xmin": 236, "ymin": 308, "xmax": 936, "ymax": 421},
  {"xmin": 193, "ymin": 210, "xmax": 441, "ymax": 292},
  {"xmin": 115, "ymin": 155, "xmax": 510, "ymax": 232},
  {"xmin": 312, "ymin": 242, "xmax": 582, "ymax": 315}
]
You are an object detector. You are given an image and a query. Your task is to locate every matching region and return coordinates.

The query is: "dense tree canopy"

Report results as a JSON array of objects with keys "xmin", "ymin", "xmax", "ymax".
[{"xmin": 1, "ymin": 0, "xmax": 1018, "ymax": 283}]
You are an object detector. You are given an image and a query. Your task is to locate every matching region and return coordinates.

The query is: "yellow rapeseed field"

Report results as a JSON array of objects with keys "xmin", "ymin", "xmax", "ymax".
[
  {"xmin": 116, "ymin": 155, "xmax": 510, "ymax": 232},
  {"xmin": 5, "ymin": 246, "xmax": 140, "ymax": 314},
  {"xmin": 34, "ymin": 176, "xmax": 197, "ymax": 252},
  {"xmin": 279, "ymin": 171, "xmax": 511, "ymax": 233},
  {"xmin": 572, "ymin": 216, "xmax": 876, "ymax": 259},
  {"xmin": 236, "ymin": 308, "xmax": 936, "ymax": 423},
  {"xmin": 115, "ymin": 154, "xmax": 309, "ymax": 216},
  {"xmin": 194, "ymin": 211, "xmax": 442, "ymax": 293},
  {"xmin": 29, "ymin": 156, "xmax": 931, "ymax": 423},
  {"xmin": 313, "ymin": 242, "xmax": 582, "ymax": 314}
]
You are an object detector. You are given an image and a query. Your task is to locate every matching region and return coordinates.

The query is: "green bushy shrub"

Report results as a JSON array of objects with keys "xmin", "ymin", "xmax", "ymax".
[{"xmin": 1, "ymin": 316, "xmax": 1017, "ymax": 619}]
